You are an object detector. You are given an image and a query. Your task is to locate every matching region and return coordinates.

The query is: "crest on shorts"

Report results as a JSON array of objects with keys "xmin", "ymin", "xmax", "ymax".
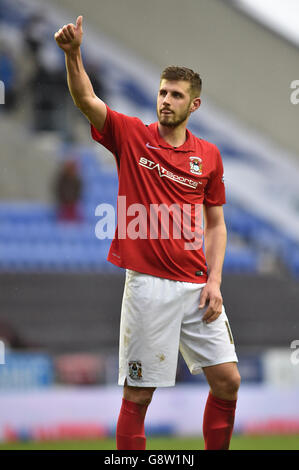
[
  {"xmin": 128, "ymin": 360, "xmax": 142, "ymax": 380},
  {"xmin": 189, "ymin": 156, "xmax": 202, "ymax": 175}
]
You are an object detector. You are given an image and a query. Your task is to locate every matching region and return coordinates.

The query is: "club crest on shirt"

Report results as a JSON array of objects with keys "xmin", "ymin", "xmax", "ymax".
[
  {"xmin": 189, "ymin": 156, "xmax": 202, "ymax": 175},
  {"xmin": 128, "ymin": 360, "xmax": 143, "ymax": 380}
]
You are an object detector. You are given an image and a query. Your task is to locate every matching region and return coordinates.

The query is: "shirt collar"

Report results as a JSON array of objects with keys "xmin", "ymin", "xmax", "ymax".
[{"xmin": 150, "ymin": 122, "xmax": 196, "ymax": 153}]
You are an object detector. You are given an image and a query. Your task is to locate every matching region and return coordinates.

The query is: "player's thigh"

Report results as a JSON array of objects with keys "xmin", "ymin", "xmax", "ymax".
[
  {"xmin": 180, "ymin": 295, "xmax": 238, "ymax": 374},
  {"xmin": 119, "ymin": 270, "xmax": 184, "ymax": 387}
]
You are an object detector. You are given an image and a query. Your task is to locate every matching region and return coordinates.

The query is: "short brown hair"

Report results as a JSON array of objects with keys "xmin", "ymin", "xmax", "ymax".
[{"xmin": 160, "ymin": 66, "xmax": 202, "ymax": 98}]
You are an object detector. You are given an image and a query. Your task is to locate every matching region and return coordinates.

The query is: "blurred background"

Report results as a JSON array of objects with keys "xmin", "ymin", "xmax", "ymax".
[{"xmin": 0, "ymin": 0, "xmax": 299, "ymax": 449}]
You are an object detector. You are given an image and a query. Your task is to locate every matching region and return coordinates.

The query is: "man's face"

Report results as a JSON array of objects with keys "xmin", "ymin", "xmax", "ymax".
[{"xmin": 157, "ymin": 79, "xmax": 194, "ymax": 128}]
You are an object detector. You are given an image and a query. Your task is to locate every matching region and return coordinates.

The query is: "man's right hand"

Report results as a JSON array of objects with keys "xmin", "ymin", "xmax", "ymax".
[
  {"xmin": 55, "ymin": 14, "xmax": 107, "ymax": 132},
  {"xmin": 54, "ymin": 16, "xmax": 83, "ymax": 53}
]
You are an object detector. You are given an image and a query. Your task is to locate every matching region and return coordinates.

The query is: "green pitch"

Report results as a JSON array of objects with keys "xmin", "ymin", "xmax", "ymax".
[{"xmin": 0, "ymin": 435, "xmax": 298, "ymax": 450}]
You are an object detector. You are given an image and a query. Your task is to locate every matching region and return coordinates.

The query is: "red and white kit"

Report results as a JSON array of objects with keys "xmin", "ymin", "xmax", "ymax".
[{"xmin": 91, "ymin": 106, "xmax": 237, "ymax": 387}]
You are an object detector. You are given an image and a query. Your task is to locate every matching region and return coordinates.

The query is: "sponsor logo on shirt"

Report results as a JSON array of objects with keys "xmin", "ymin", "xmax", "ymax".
[{"xmin": 139, "ymin": 157, "xmax": 201, "ymax": 189}]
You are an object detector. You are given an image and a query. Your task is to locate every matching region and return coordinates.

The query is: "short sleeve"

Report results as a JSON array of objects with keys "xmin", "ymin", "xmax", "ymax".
[
  {"xmin": 90, "ymin": 105, "xmax": 128, "ymax": 156},
  {"xmin": 204, "ymin": 146, "xmax": 226, "ymax": 206}
]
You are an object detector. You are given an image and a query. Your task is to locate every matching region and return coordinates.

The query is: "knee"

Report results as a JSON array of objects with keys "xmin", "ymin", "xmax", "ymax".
[
  {"xmin": 228, "ymin": 372, "xmax": 241, "ymax": 395},
  {"xmin": 212, "ymin": 372, "xmax": 241, "ymax": 399},
  {"xmin": 124, "ymin": 385, "xmax": 156, "ymax": 407}
]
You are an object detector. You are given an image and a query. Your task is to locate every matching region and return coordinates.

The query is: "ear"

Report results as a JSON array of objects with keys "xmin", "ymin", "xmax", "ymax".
[{"xmin": 190, "ymin": 97, "xmax": 201, "ymax": 113}]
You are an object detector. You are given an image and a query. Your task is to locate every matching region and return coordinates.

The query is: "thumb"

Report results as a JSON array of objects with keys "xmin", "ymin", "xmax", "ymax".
[
  {"xmin": 76, "ymin": 15, "xmax": 83, "ymax": 30},
  {"xmin": 199, "ymin": 289, "xmax": 208, "ymax": 309}
]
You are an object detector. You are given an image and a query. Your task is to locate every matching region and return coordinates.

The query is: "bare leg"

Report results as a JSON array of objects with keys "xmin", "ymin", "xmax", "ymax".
[
  {"xmin": 116, "ymin": 381, "xmax": 156, "ymax": 450},
  {"xmin": 202, "ymin": 362, "xmax": 241, "ymax": 450},
  {"xmin": 203, "ymin": 362, "xmax": 241, "ymax": 400}
]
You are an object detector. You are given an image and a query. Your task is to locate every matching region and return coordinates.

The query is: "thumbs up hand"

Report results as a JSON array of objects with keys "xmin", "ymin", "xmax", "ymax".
[{"xmin": 54, "ymin": 16, "xmax": 83, "ymax": 53}]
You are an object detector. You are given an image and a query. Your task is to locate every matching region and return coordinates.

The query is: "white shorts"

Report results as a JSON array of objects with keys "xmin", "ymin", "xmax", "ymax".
[{"xmin": 118, "ymin": 270, "xmax": 238, "ymax": 387}]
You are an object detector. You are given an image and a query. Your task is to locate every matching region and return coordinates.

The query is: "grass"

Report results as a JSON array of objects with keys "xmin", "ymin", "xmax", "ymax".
[{"xmin": 0, "ymin": 435, "xmax": 298, "ymax": 450}]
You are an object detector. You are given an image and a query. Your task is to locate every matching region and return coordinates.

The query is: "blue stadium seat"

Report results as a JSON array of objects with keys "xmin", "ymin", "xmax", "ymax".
[
  {"xmin": 119, "ymin": 79, "xmax": 154, "ymax": 108},
  {"xmin": 224, "ymin": 246, "xmax": 259, "ymax": 273},
  {"xmin": 0, "ymin": 203, "xmax": 56, "ymax": 223}
]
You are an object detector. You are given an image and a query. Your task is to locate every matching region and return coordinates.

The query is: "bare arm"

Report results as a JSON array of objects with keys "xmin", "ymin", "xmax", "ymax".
[
  {"xmin": 199, "ymin": 205, "xmax": 227, "ymax": 323},
  {"xmin": 203, "ymin": 205, "xmax": 227, "ymax": 285},
  {"xmin": 54, "ymin": 16, "xmax": 107, "ymax": 131}
]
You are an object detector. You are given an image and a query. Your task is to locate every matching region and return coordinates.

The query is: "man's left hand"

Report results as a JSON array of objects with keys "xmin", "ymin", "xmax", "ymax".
[{"xmin": 199, "ymin": 281, "xmax": 223, "ymax": 323}]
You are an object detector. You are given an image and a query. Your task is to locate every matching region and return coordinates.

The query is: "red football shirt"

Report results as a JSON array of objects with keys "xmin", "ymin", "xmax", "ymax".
[{"xmin": 91, "ymin": 105, "xmax": 225, "ymax": 283}]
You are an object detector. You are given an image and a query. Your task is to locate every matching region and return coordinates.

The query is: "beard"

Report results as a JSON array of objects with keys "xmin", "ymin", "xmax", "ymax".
[{"xmin": 157, "ymin": 104, "xmax": 191, "ymax": 128}]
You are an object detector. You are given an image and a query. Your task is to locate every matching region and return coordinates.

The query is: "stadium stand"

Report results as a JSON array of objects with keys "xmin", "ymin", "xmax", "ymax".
[
  {"xmin": 0, "ymin": 0, "xmax": 299, "ymax": 360},
  {"xmin": 1, "ymin": 0, "xmax": 298, "ymax": 277},
  {"xmin": 1, "ymin": 2, "xmax": 299, "ymax": 446}
]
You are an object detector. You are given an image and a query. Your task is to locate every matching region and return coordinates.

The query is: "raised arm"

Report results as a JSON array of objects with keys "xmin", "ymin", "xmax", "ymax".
[{"xmin": 54, "ymin": 16, "xmax": 107, "ymax": 132}]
